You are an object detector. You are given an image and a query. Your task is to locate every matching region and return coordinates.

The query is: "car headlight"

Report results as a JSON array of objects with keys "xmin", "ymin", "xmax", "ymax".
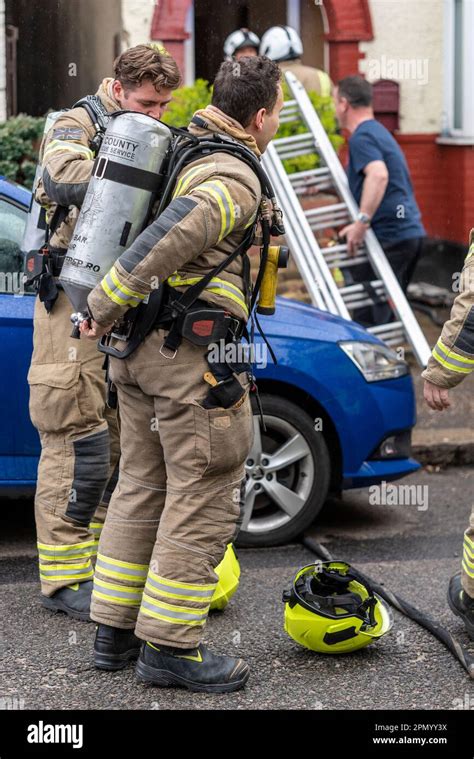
[{"xmin": 338, "ymin": 341, "xmax": 409, "ymax": 382}]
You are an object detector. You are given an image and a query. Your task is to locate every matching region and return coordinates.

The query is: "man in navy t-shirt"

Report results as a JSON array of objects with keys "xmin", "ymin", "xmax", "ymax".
[{"xmin": 334, "ymin": 75, "xmax": 425, "ymax": 325}]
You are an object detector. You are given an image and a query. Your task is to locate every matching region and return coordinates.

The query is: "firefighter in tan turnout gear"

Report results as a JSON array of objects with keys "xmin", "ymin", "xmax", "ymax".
[
  {"xmin": 28, "ymin": 45, "xmax": 181, "ymax": 621},
  {"xmin": 260, "ymin": 25, "xmax": 332, "ymax": 97},
  {"xmin": 81, "ymin": 56, "xmax": 284, "ymax": 692},
  {"xmin": 422, "ymin": 229, "xmax": 474, "ymax": 640}
]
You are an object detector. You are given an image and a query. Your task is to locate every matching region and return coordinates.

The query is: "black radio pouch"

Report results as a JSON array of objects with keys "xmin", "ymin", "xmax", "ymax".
[
  {"xmin": 201, "ymin": 374, "xmax": 246, "ymax": 410},
  {"xmin": 200, "ymin": 340, "xmax": 251, "ymax": 410},
  {"xmin": 179, "ymin": 307, "xmax": 231, "ymax": 347}
]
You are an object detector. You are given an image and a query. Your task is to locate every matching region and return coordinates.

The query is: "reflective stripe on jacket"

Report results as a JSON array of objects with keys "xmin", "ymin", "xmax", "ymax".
[{"xmin": 422, "ymin": 229, "xmax": 474, "ymax": 389}]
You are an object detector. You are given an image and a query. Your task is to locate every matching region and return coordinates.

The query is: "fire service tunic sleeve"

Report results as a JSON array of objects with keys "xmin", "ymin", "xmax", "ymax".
[
  {"xmin": 87, "ymin": 174, "xmax": 259, "ymax": 327},
  {"xmin": 421, "ymin": 231, "xmax": 474, "ymax": 389}
]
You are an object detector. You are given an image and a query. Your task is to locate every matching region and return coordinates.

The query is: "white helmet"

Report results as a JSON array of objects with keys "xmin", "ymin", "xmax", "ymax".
[
  {"xmin": 223, "ymin": 28, "xmax": 260, "ymax": 60},
  {"xmin": 260, "ymin": 25, "xmax": 303, "ymax": 62}
]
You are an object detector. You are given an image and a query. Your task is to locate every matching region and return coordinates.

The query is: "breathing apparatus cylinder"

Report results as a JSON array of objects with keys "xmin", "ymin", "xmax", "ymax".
[
  {"xmin": 21, "ymin": 110, "xmax": 63, "ymax": 266},
  {"xmin": 256, "ymin": 245, "xmax": 289, "ymax": 315},
  {"xmin": 59, "ymin": 111, "xmax": 172, "ymax": 327}
]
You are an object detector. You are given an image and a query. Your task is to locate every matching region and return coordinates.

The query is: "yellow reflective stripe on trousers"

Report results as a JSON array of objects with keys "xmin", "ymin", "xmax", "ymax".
[
  {"xmin": 167, "ymin": 273, "xmax": 248, "ymax": 316},
  {"xmin": 101, "ymin": 266, "xmax": 147, "ymax": 308},
  {"xmin": 465, "ymin": 533, "xmax": 474, "ymax": 555},
  {"xmin": 463, "ymin": 548, "xmax": 474, "ymax": 569},
  {"xmin": 96, "ymin": 552, "xmax": 148, "ymax": 584},
  {"xmin": 43, "ymin": 139, "xmax": 94, "ymax": 161},
  {"xmin": 146, "ymin": 568, "xmax": 215, "ymax": 602},
  {"xmin": 92, "ymin": 577, "xmax": 143, "ymax": 606},
  {"xmin": 140, "ymin": 592, "xmax": 208, "ymax": 625},
  {"xmin": 172, "ymin": 164, "xmax": 210, "ymax": 199},
  {"xmin": 462, "ymin": 553, "xmax": 474, "ymax": 578},
  {"xmin": 463, "ymin": 532, "xmax": 474, "ymax": 577},
  {"xmin": 192, "ymin": 180, "xmax": 236, "ymax": 241},
  {"xmin": 432, "ymin": 339, "xmax": 474, "ymax": 374},
  {"xmin": 37, "ymin": 539, "xmax": 96, "ymax": 560},
  {"xmin": 39, "ymin": 560, "xmax": 93, "ymax": 581}
]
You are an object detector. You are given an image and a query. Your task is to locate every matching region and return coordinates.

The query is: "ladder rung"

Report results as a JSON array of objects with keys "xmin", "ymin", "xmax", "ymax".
[
  {"xmin": 279, "ymin": 100, "xmax": 299, "ymax": 124},
  {"xmin": 341, "ymin": 280, "xmax": 386, "ymax": 308},
  {"xmin": 321, "ymin": 242, "xmax": 369, "ymax": 267},
  {"xmin": 273, "ymin": 133, "xmax": 316, "ymax": 159},
  {"xmin": 368, "ymin": 325, "xmax": 406, "ymax": 346},
  {"xmin": 340, "ymin": 280, "xmax": 385, "ymax": 296},
  {"xmin": 305, "ymin": 203, "xmax": 350, "ymax": 230},
  {"xmin": 325, "ymin": 252, "xmax": 369, "ymax": 267},
  {"xmin": 369, "ymin": 321, "xmax": 404, "ymax": 337},
  {"xmin": 289, "ymin": 167, "xmax": 333, "ymax": 194},
  {"xmin": 279, "ymin": 111, "xmax": 300, "ymax": 125}
]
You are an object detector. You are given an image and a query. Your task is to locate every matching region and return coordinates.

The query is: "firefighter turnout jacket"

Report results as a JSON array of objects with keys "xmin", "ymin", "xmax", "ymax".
[
  {"xmin": 88, "ymin": 105, "xmax": 262, "ymax": 325},
  {"xmin": 35, "ymin": 78, "xmax": 120, "ymax": 250},
  {"xmin": 422, "ymin": 229, "xmax": 474, "ymax": 388},
  {"xmin": 28, "ymin": 78, "xmax": 121, "ymax": 599},
  {"xmin": 279, "ymin": 59, "xmax": 332, "ymax": 97}
]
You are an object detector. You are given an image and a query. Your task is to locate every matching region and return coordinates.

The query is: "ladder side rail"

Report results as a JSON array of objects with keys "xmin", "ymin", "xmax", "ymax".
[
  {"xmin": 264, "ymin": 143, "xmax": 351, "ymax": 318},
  {"xmin": 263, "ymin": 145, "xmax": 332, "ymax": 311}
]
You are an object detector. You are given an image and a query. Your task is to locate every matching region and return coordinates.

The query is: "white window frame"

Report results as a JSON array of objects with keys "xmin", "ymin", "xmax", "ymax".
[
  {"xmin": 286, "ymin": 0, "xmax": 301, "ymax": 34},
  {"xmin": 443, "ymin": 0, "xmax": 474, "ymax": 139},
  {"xmin": 183, "ymin": 3, "xmax": 195, "ymax": 86}
]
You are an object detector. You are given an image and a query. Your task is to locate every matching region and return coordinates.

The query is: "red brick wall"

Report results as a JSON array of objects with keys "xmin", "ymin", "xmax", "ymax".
[
  {"xmin": 150, "ymin": 0, "xmax": 192, "ymax": 74},
  {"xmin": 324, "ymin": 0, "xmax": 373, "ymax": 82},
  {"xmin": 396, "ymin": 135, "xmax": 474, "ymax": 244}
]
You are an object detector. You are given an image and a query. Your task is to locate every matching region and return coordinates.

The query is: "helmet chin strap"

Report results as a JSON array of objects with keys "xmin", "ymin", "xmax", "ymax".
[{"xmin": 277, "ymin": 25, "xmax": 297, "ymax": 61}]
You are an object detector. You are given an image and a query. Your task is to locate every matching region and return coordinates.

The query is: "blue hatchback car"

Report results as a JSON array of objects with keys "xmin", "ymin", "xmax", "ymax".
[{"xmin": 0, "ymin": 177, "xmax": 419, "ymax": 546}]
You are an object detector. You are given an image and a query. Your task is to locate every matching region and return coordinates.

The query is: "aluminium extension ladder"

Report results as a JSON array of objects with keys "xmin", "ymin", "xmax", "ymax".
[{"xmin": 262, "ymin": 71, "xmax": 431, "ymax": 367}]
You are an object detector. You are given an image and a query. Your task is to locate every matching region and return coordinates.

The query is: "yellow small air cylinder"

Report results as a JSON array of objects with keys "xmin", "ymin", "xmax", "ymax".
[{"xmin": 257, "ymin": 245, "xmax": 289, "ymax": 315}]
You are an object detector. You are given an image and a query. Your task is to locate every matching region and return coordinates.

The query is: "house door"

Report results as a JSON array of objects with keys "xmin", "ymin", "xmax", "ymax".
[{"xmin": 194, "ymin": 0, "xmax": 287, "ymax": 83}]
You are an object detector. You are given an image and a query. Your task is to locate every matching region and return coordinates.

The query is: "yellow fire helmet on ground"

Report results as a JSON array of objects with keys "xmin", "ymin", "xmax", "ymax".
[
  {"xmin": 210, "ymin": 543, "xmax": 241, "ymax": 611},
  {"xmin": 283, "ymin": 561, "xmax": 392, "ymax": 654}
]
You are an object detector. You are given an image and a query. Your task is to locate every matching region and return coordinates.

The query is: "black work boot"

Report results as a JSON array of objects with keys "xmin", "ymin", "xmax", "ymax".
[
  {"xmin": 135, "ymin": 641, "xmax": 249, "ymax": 693},
  {"xmin": 93, "ymin": 624, "xmax": 141, "ymax": 671},
  {"xmin": 41, "ymin": 581, "xmax": 92, "ymax": 622},
  {"xmin": 447, "ymin": 573, "xmax": 474, "ymax": 639}
]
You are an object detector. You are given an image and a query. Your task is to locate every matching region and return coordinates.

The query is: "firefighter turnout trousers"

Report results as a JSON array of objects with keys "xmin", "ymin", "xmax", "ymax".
[
  {"xmin": 28, "ymin": 291, "xmax": 120, "ymax": 596},
  {"xmin": 462, "ymin": 505, "xmax": 474, "ymax": 599},
  {"xmin": 90, "ymin": 328, "xmax": 253, "ymax": 649}
]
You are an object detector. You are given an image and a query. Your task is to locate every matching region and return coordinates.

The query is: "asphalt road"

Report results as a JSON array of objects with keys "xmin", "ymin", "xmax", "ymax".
[{"xmin": 0, "ymin": 465, "xmax": 473, "ymax": 711}]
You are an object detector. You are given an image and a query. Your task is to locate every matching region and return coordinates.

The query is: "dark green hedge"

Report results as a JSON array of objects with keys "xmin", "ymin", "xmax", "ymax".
[{"xmin": 0, "ymin": 114, "xmax": 46, "ymax": 188}]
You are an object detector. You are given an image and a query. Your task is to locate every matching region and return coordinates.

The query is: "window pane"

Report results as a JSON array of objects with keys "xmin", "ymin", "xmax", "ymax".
[
  {"xmin": 0, "ymin": 198, "xmax": 27, "ymax": 293},
  {"xmin": 0, "ymin": 198, "xmax": 27, "ymax": 245}
]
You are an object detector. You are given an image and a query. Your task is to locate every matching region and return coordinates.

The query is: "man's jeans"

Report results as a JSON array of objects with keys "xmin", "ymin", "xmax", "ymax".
[{"xmin": 350, "ymin": 236, "xmax": 424, "ymax": 327}]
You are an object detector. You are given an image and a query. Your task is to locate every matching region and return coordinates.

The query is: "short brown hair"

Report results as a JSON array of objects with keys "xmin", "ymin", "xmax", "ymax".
[
  {"xmin": 212, "ymin": 56, "xmax": 281, "ymax": 127},
  {"xmin": 337, "ymin": 76, "xmax": 373, "ymax": 108},
  {"xmin": 114, "ymin": 44, "xmax": 182, "ymax": 92}
]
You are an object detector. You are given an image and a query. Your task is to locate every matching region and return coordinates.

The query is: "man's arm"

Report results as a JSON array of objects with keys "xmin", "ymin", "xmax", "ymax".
[
  {"xmin": 422, "ymin": 233, "xmax": 474, "ymax": 409},
  {"xmin": 38, "ymin": 110, "xmax": 95, "ymax": 209},
  {"xmin": 86, "ymin": 175, "xmax": 258, "ymax": 330},
  {"xmin": 341, "ymin": 160, "xmax": 389, "ymax": 255}
]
